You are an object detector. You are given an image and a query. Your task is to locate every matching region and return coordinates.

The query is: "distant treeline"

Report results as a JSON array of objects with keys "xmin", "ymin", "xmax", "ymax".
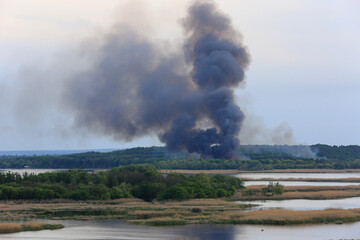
[
  {"xmin": 312, "ymin": 144, "xmax": 360, "ymax": 160},
  {"xmin": 1, "ymin": 145, "xmax": 360, "ymax": 170},
  {"xmin": 0, "ymin": 165, "xmax": 243, "ymax": 201}
]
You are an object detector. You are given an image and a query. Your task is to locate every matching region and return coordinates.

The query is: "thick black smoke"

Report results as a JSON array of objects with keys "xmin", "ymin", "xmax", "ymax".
[{"xmin": 65, "ymin": 0, "xmax": 250, "ymax": 158}]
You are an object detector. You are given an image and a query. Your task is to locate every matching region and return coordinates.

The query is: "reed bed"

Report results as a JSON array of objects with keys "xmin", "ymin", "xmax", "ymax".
[
  {"xmin": 2, "ymin": 196, "xmax": 360, "ymax": 226},
  {"xmin": 0, "ymin": 223, "xmax": 21, "ymax": 234},
  {"xmin": 237, "ymin": 169, "xmax": 360, "ymax": 173},
  {"xmin": 231, "ymin": 184, "xmax": 360, "ymax": 201},
  {"xmin": 131, "ymin": 217, "xmax": 187, "ymax": 226},
  {"xmin": 160, "ymin": 169, "xmax": 239, "ymax": 175},
  {"xmin": 232, "ymin": 190, "xmax": 360, "ymax": 201},
  {"xmin": 281, "ymin": 185, "xmax": 360, "ymax": 192},
  {"xmin": 0, "ymin": 222, "xmax": 63, "ymax": 234},
  {"xmin": 223, "ymin": 208, "xmax": 360, "ymax": 225},
  {"xmin": 240, "ymin": 177, "xmax": 360, "ymax": 182}
]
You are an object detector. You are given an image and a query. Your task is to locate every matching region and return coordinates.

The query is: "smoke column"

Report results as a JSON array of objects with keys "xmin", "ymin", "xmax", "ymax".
[{"xmin": 65, "ymin": 0, "xmax": 250, "ymax": 158}]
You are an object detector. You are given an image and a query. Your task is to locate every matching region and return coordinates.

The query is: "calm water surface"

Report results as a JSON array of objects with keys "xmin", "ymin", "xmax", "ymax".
[{"xmin": 1, "ymin": 219, "xmax": 360, "ymax": 240}]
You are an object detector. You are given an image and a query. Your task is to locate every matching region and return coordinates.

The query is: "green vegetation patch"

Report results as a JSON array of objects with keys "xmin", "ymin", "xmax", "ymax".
[
  {"xmin": 0, "ymin": 222, "xmax": 63, "ymax": 234},
  {"xmin": 0, "ymin": 165, "xmax": 243, "ymax": 202}
]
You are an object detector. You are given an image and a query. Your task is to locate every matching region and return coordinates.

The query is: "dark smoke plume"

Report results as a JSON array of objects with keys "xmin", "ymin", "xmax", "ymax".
[{"xmin": 65, "ymin": 0, "xmax": 250, "ymax": 158}]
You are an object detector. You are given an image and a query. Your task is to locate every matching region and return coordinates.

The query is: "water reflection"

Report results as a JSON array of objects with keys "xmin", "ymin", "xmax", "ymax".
[
  {"xmin": 0, "ymin": 220, "xmax": 238, "ymax": 240},
  {"xmin": 1, "ymin": 219, "xmax": 360, "ymax": 240}
]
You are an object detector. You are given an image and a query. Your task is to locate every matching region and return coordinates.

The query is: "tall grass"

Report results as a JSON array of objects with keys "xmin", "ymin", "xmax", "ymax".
[
  {"xmin": 0, "ymin": 222, "xmax": 63, "ymax": 234},
  {"xmin": 223, "ymin": 208, "xmax": 360, "ymax": 225},
  {"xmin": 232, "ymin": 185, "xmax": 360, "ymax": 201},
  {"xmin": 240, "ymin": 177, "xmax": 360, "ymax": 182},
  {"xmin": 0, "ymin": 223, "xmax": 21, "ymax": 234},
  {"xmin": 131, "ymin": 217, "xmax": 187, "ymax": 226},
  {"xmin": 3, "ymin": 197, "xmax": 360, "ymax": 227},
  {"xmin": 238, "ymin": 169, "xmax": 360, "ymax": 173}
]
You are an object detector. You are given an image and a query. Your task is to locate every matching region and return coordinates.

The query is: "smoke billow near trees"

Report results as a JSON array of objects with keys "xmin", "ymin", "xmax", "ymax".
[{"xmin": 65, "ymin": 0, "xmax": 250, "ymax": 158}]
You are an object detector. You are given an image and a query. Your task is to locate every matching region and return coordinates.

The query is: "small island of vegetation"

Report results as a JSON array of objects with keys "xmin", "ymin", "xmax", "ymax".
[
  {"xmin": 0, "ymin": 222, "xmax": 63, "ymax": 234},
  {"xmin": 0, "ymin": 165, "xmax": 243, "ymax": 202}
]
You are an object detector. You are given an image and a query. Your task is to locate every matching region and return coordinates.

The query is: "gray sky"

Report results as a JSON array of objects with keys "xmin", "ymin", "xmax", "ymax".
[{"xmin": 0, "ymin": 0, "xmax": 359, "ymax": 150}]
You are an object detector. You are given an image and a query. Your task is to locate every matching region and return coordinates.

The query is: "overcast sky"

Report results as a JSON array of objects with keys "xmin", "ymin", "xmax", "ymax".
[{"xmin": 1, "ymin": 0, "xmax": 359, "ymax": 150}]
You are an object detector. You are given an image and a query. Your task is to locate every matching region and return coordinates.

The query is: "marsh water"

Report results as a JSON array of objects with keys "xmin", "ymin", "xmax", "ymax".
[
  {"xmin": 1, "ymin": 219, "xmax": 360, "ymax": 240},
  {"xmin": 2, "ymin": 170, "xmax": 360, "ymax": 239}
]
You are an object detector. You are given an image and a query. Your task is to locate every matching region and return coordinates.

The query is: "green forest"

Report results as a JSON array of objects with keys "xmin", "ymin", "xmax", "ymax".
[
  {"xmin": 0, "ymin": 165, "xmax": 243, "ymax": 201},
  {"xmin": 1, "ymin": 145, "xmax": 360, "ymax": 170}
]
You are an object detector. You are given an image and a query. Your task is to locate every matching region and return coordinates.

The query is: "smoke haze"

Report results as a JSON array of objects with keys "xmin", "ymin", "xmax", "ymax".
[{"xmin": 64, "ymin": 0, "xmax": 250, "ymax": 158}]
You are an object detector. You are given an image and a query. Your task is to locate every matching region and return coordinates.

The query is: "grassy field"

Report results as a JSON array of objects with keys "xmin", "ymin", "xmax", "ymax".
[{"xmin": 0, "ymin": 222, "xmax": 63, "ymax": 234}]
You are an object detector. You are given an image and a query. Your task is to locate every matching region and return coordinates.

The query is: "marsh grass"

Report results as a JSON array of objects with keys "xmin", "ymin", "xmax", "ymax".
[
  {"xmin": 2, "ymin": 196, "xmax": 360, "ymax": 226},
  {"xmin": 231, "ymin": 185, "xmax": 360, "ymax": 201},
  {"xmin": 237, "ymin": 169, "xmax": 360, "ymax": 173},
  {"xmin": 130, "ymin": 217, "xmax": 187, "ymax": 226},
  {"xmin": 0, "ymin": 223, "xmax": 21, "ymax": 234},
  {"xmin": 160, "ymin": 170, "xmax": 239, "ymax": 175},
  {"xmin": 128, "ymin": 210, "xmax": 177, "ymax": 219},
  {"xmin": 240, "ymin": 177, "xmax": 360, "ymax": 182},
  {"xmin": 222, "ymin": 208, "xmax": 360, "ymax": 225},
  {"xmin": 0, "ymin": 222, "xmax": 63, "ymax": 234}
]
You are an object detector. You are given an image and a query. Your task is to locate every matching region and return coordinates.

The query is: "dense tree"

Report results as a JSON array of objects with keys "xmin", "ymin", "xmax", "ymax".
[
  {"xmin": 1, "ymin": 145, "xmax": 360, "ymax": 170},
  {"xmin": 0, "ymin": 165, "xmax": 243, "ymax": 202}
]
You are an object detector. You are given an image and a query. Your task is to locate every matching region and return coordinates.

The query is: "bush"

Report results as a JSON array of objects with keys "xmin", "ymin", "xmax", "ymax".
[
  {"xmin": 261, "ymin": 182, "xmax": 284, "ymax": 196},
  {"xmin": 242, "ymin": 189, "xmax": 254, "ymax": 196},
  {"xmin": 191, "ymin": 208, "xmax": 202, "ymax": 213}
]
